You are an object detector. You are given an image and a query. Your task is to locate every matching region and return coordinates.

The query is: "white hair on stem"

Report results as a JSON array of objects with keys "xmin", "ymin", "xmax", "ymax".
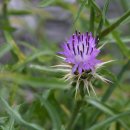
[
  {"xmin": 52, "ymin": 64, "xmax": 72, "ymax": 68},
  {"xmin": 89, "ymin": 82, "xmax": 97, "ymax": 96},
  {"xmin": 53, "ymin": 55, "xmax": 113, "ymax": 96},
  {"xmin": 98, "ymin": 42, "xmax": 107, "ymax": 50},
  {"xmin": 84, "ymin": 80, "xmax": 90, "ymax": 96},
  {"xmin": 75, "ymin": 75, "xmax": 81, "ymax": 99},
  {"xmin": 96, "ymin": 60, "xmax": 115, "ymax": 70},
  {"xmin": 56, "ymin": 55, "xmax": 66, "ymax": 60},
  {"xmin": 94, "ymin": 73, "xmax": 112, "ymax": 83}
]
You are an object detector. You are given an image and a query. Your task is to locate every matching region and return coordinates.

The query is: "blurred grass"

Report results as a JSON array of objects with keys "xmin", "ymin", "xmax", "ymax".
[{"xmin": 0, "ymin": 0, "xmax": 130, "ymax": 130}]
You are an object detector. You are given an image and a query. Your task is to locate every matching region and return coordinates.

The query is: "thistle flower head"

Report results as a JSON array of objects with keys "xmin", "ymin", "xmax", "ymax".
[
  {"xmin": 59, "ymin": 31, "xmax": 101, "ymax": 74},
  {"xmin": 55, "ymin": 31, "xmax": 112, "ymax": 96}
]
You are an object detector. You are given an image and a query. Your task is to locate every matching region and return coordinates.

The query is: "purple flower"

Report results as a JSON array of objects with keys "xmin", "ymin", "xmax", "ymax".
[
  {"xmin": 59, "ymin": 31, "xmax": 101, "ymax": 74},
  {"xmin": 55, "ymin": 31, "xmax": 112, "ymax": 96}
]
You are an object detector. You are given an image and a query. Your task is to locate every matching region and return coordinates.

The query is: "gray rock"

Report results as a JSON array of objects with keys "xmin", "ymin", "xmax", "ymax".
[{"xmin": 44, "ymin": 6, "xmax": 73, "ymax": 43}]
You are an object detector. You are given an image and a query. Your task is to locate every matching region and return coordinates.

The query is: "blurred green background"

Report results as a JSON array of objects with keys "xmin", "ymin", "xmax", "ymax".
[{"xmin": 0, "ymin": 0, "xmax": 130, "ymax": 130}]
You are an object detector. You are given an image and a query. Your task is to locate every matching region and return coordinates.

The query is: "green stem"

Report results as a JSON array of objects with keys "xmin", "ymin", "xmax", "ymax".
[
  {"xmin": 100, "ymin": 9, "xmax": 130, "ymax": 38},
  {"xmin": 66, "ymin": 82, "xmax": 85, "ymax": 130},
  {"xmin": 89, "ymin": 6, "xmax": 95, "ymax": 34}
]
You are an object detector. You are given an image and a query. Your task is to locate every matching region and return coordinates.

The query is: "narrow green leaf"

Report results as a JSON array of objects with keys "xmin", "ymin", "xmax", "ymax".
[
  {"xmin": 23, "ymin": 50, "xmax": 53, "ymax": 63},
  {"xmin": 0, "ymin": 44, "xmax": 12, "ymax": 59},
  {"xmin": 102, "ymin": 60, "xmax": 130, "ymax": 102},
  {"xmin": 104, "ymin": 37, "xmax": 130, "ymax": 44},
  {"xmin": 0, "ymin": 72, "xmax": 68, "ymax": 89},
  {"xmin": 87, "ymin": 98, "xmax": 130, "ymax": 130},
  {"xmin": 18, "ymin": 41, "xmax": 36, "ymax": 52},
  {"xmin": 29, "ymin": 64, "xmax": 68, "ymax": 73},
  {"xmin": 89, "ymin": 0, "xmax": 102, "ymax": 14},
  {"xmin": 0, "ymin": 97, "xmax": 44, "ymax": 130},
  {"xmin": 96, "ymin": 18, "xmax": 103, "ymax": 35},
  {"xmin": 96, "ymin": 0, "xmax": 111, "ymax": 34},
  {"xmin": 41, "ymin": 97, "xmax": 62, "ymax": 130},
  {"xmin": 4, "ymin": 31, "xmax": 25, "ymax": 62},
  {"xmin": 0, "ymin": 25, "xmax": 15, "ymax": 32},
  {"xmin": 102, "ymin": 0, "xmax": 111, "ymax": 23},
  {"xmin": 73, "ymin": 0, "xmax": 88, "ymax": 25},
  {"xmin": 39, "ymin": 0, "xmax": 55, "ymax": 7},
  {"xmin": 100, "ymin": 10, "xmax": 130, "ymax": 38},
  {"xmin": 87, "ymin": 111, "xmax": 130, "ymax": 130},
  {"xmin": 89, "ymin": 60, "xmax": 130, "ymax": 126},
  {"xmin": 111, "ymin": 31, "xmax": 130, "ymax": 58},
  {"xmin": 89, "ymin": 6, "xmax": 95, "ymax": 33},
  {"xmin": 4, "ymin": 117, "xmax": 15, "ymax": 130},
  {"xmin": 87, "ymin": 98, "xmax": 113, "ymax": 115},
  {"xmin": 8, "ymin": 10, "xmax": 31, "ymax": 15},
  {"xmin": 13, "ymin": 50, "xmax": 54, "ymax": 70},
  {"xmin": 100, "ymin": 20, "xmax": 130, "ymax": 58}
]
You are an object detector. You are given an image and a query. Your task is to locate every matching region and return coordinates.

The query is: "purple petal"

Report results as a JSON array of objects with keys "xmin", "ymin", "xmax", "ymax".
[
  {"xmin": 72, "ymin": 64, "xmax": 78, "ymax": 73},
  {"xmin": 58, "ymin": 31, "xmax": 101, "ymax": 74},
  {"xmin": 78, "ymin": 65, "xmax": 83, "ymax": 74}
]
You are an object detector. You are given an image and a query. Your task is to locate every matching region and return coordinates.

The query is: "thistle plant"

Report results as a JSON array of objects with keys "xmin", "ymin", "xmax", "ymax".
[
  {"xmin": 56, "ymin": 31, "xmax": 112, "ymax": 96},
  {"xmin": 1, "ymin": 1, "xmax": 130, "ymax": 130}
]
